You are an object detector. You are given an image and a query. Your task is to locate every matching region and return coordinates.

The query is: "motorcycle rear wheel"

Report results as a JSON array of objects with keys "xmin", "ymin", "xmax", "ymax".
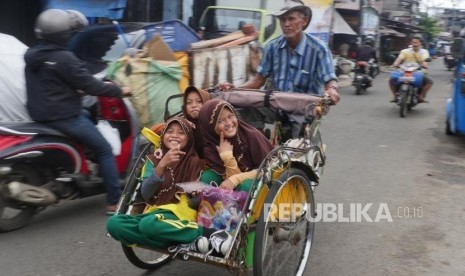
[
  {"xmin": 0, "ymin": 164, "xmax": 40, "ymax": 232},
  {"xmin": 355, "ymin": 81, "xmax": 362, "ymax": 95}
]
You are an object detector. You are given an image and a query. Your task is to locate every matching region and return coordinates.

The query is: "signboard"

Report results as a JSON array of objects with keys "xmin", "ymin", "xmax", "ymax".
[
  {"xmin": 303, "ymin": 0, "xmax": 334, "ymax": 43},
  {"xmin": 361, "ymin": 7, "xmax": 379, "ymax": 35}
]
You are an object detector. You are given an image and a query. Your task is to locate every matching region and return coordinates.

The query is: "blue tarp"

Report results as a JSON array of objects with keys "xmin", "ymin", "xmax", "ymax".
[{"xmin": 42, "ymin": 0, "xmax": 127, "ymax": 19}]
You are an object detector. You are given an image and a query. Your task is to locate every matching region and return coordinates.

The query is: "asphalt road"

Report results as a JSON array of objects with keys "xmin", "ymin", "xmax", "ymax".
[{"xmin": 1, "ymin": 59, "xmax": 465, "ymax": 276}]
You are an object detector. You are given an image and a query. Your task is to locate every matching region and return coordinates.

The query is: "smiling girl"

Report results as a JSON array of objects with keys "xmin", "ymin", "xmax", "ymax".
[
  {"xmin": 106, "ymin": 117, "xmax": 206, "ymax": 249},
  {"xmin": 198, "ymin": 99, "xmax": 273, "ymax": 191}
]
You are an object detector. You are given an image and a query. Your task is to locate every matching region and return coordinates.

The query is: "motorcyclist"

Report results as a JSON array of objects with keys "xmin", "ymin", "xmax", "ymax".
[
  {"xmin": 389, "ymin": 36, "xmax": 433, "ymax": 103},
  {"xmin": 24, "ymin": 9, "xmax": 132, "ymax": 214},
  {"xmin": 356, "ymin": 37, "xmax": 378, "ymax": 78}
]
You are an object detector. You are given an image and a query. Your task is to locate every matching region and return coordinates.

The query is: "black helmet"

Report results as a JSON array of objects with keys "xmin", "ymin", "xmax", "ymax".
[
  {"xmin": 364, "ymin": 37, "xmax": 374, "ymax": 46},
  {"xmin": 34, "ymin": 9, "xmax": 88, "ymax": 45}
]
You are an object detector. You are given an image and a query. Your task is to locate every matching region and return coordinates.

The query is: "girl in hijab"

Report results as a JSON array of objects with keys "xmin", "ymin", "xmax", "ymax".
[
  {"xmin": 182, "ymin": 86, "xmax": 211, "ymax": 157},
  {"xmin": 198, "ymin": 99, "xmax": 274, "ymax": 192},
  {"xmin": 107, "ymin": 117, "xmax": 206, "ymax": 249}
]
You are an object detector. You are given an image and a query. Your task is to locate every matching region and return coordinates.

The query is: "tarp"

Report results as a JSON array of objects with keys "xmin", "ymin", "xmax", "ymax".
[
  {"xmin": 0, "ymin": 33, "xmax": 32, "ymax": 123},
  {"xmin": 210, "ymin": 89, "xmax": 322, "ymax": 116},
  {"xmin": 331, "ymin": 11, "xmax": 357, "ymax": 35},
  {"xmin": 43, "ymin": 0, "xmax": 127, "ymax": 19},
  {"xmin": 106, "ymin": 56, "xmax": 183, "ymax": 127}
]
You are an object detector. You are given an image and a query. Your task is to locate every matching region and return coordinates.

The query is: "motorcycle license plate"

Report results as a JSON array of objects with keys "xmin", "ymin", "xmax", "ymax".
[{"xmin": 398, "ymin": 76, "xmax": 414, "ymax": 82}]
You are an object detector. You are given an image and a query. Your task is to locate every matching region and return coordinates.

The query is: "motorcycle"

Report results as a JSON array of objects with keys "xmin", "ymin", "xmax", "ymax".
[
  {"xmin": 0, "ymin": 96, "xmax": 140, "ymax": 232},
  {"xmin": 352, "ymin": 61, "xmax": 372, "ymax": 95},
  {"xmin": 391, "ymin": 62, "xmax": 427, "ymax": 117},
  {"xmin": 444, "ymin": 54, "xmax": 457, "ymax": 71}
]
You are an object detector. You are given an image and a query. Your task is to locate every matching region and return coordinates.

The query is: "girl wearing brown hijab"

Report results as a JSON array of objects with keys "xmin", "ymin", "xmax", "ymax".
[
  {"xmin": 198, "ymin": 99, "xmax": 274, "ymax": 191},
  {"xmin": 182, "ymin": 86, "xmax": 210, "ymax": 157},
  {"xmin": 107, "ymin": 117, "xmax": 207, "ymax": 249}
]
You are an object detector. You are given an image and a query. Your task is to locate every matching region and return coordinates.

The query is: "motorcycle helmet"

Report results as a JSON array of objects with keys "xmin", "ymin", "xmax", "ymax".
[
  {"xmin": 364, "ymin": 36, "xmax": 374, "ymax": 47},
  {"xmin": 34, "ymin": 9, "xmax": 88, "ymax": 45}
]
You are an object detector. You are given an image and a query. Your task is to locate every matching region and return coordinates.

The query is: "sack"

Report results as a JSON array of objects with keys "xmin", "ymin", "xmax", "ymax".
[
  {"xmin": 96, "ymin": 120, "xmax": 121, "ymax": 156},
  {"xmin": 197, "ymin": 186, "xmax": 248, "ymax": 233}
]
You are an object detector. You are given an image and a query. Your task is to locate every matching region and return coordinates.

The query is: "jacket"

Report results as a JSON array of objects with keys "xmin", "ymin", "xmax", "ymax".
[{"xmin": 24, "ymin": 43, "xmax": 122, "ymax": 122}]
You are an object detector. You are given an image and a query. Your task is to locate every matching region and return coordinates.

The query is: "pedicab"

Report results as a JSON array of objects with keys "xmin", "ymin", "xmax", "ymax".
[{"xmin": 111, "ymin": 89, "xmax": 333, "ymax": 275}]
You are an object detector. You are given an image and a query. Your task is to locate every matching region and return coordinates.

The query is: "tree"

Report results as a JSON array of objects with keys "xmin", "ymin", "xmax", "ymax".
[{"xmin": 418, "ymin": 12, "xmax": 442, "ymax": 42}]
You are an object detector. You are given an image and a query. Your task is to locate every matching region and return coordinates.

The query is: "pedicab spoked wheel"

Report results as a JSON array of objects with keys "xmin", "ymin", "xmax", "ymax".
[
  {"xmin": 253, "ymin": 168, "xmax": 315, "ymax": 276},
  {"xmin": 122, "ymin": 245, "xmax": 172, "ymax": 270},
  {"xmin": 117, "ymin": 142, "xmax": 153, "ymax": 213},
  {"xmin": 118, "ymin": 142, "xmax": 173, "ymax": 270}
]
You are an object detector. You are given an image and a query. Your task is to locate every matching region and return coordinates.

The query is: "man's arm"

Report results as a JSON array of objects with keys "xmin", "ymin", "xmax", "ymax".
[
  {"xmin": 217, "ymin": 74, "xmax": 266, "ymax": 91},
  {"xmin": 324, "ymin": 80, "xmax": 340, "ymax": 104},
  {"xmin": 237, "ymin": 74, "xmax": 266, "ymax": 89},
  {"xmin": 392, "ymin": 51, "xmax": 405, "ymax": 67}
]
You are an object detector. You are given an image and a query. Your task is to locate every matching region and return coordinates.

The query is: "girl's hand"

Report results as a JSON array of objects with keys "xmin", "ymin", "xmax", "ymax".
[
  {"xmin": 216, "ymin": 131, "xmax": 233, "ymax": 154},
  {"xmin": 159, "ymin": 146, "xmax": 186, "ymax": 168},
  {"xmin": 219, "ymin": 178, "xmax": 236, "ymax": 190}
]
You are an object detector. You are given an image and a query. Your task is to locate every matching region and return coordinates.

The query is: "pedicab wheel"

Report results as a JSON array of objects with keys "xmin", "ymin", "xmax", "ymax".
[
  {"xmin": 116, "ymin": 142, "xmax": 153, "ymax": 214},
  {"xmin": 122, "ymin": 245, "xmax": 172, "ymax": 270},
  {"xmin": 253, "ymin": 168, "xmax": 315, "ymax": 276}
]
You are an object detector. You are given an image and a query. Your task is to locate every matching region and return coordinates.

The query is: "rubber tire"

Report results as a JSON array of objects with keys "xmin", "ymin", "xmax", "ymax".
[
  {"xmin": 407, "ymin": 91, "xmax": 414, "ymax": 112},
  {"xmin": 253, "ymin": 168, "xmax": 315, "ymax": 276},
  {"xmin": 118, "ymin": 142, "xmax": 172, "ymax": 270},
  {"xmin": 399, "ymin": 90, "xmax": 408, "ymax": 118},
  {"xmin": 117, "ymin": 142, "xmax": 152, "ymax": 214},
  {"xmin": 356, "ymin": 81, "xmax": 362, "ymax": 95},
  {"xmin": 446, "ymin": 120, "xmax": 454, "ymax": 135},
  {"xmin": 122, "ymin": 245, "xmax": 172, "ymax": 270},
  {"xmin": 0, "ymin": 164, "xmax": 40, "ymax": 232}
]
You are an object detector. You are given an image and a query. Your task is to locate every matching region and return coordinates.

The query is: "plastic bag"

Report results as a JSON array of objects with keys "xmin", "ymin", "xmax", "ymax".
[
  {"xmin": 197, "ymin": 186, "xmax": 248, "ymax": 232},
  {"xmin": 96, "ymin": 120, "xmax": 121, "ymax": 156}
]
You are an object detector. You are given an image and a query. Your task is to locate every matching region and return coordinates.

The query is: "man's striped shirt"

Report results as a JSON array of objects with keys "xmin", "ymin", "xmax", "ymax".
[{"xmin": 257, "ymin": 33, "xmax": 337, "ymax": 95}]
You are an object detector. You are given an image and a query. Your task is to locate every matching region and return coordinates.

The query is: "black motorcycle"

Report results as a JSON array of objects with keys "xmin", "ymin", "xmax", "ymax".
[
  {"xmin": 444, "ymin": 54, "xmax": 456, "ymax": 71},
  {"xmin": 352, "ymin": 61, "xmax": 372, "ymax": 95}
]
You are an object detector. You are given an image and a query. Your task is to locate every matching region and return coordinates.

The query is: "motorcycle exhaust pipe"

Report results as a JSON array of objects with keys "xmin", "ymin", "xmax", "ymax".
[{"xmin": 7, "ymin": 181, "xmax": 57, "ymax": 206}]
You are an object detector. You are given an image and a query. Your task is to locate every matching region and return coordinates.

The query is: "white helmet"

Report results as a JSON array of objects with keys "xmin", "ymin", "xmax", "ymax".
[{"xmin": 34, "ymin": 9, "xmax": 88, "ymax": 45}]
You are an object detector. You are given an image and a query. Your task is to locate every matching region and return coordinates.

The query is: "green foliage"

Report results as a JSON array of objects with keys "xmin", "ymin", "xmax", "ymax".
[{"xmin": 418, "ymin": 12, "xmax": 442, "ymax": 42}]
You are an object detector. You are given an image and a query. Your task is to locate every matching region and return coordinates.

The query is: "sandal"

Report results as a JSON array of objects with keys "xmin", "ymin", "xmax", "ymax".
[
  {"xmin": 418, "ymin": 98, "xmax": 429, "ymax": 103},
  {"xmin": 106, "ymin": 204, "xmax": 117, "ymax": 216}
]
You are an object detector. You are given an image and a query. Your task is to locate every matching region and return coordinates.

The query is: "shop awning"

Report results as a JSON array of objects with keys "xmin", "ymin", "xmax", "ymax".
[
  {"xmin": 332, "ymin": 11, "xmax": 357, "ymax": 35},
  {"xmin": 379, "ymin": 26, "xmax": 406, "ymax": 37},
  {"xmin": 43, "ymin": 0, "xmax": 127, "ymax": 19}
]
